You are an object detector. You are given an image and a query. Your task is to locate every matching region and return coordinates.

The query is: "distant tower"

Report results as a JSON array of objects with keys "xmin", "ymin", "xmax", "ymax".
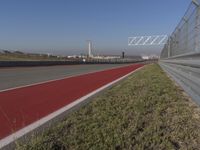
[
  {"xmin": 88, "ymin": 41, "xmax": 93, "ymax": 58},
  {"xmin": 122, "ymin": 51, "xmax": 125, "ymax": 59}
]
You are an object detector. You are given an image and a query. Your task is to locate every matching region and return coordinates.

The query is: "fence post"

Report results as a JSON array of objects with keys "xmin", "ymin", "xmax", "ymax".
[
  {"xmin": 183, "ymin": 17, "xmax": 189, "ymax": 53},
  {"xmin": 197, "ymin": 5, "xmax": 200, "ymax": 52},
  {"xmin": 193, "ymin": 0, "xmax": 200, "ymax": 52},
  {"xmin": 167, "ymin": 37, "xmax": 171, "ymax": 58}
]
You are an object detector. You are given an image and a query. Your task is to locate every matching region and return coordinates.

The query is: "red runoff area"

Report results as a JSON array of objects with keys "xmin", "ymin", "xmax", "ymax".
[{"xmin": 0, "ymin": 64, "xmax": 143, "ymax": 140}]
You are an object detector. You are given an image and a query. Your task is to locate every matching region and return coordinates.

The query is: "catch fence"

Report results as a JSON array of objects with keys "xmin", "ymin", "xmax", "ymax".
[{"xmin": 160, "ymin": 0, "xmax": 200, "ymax": 103}]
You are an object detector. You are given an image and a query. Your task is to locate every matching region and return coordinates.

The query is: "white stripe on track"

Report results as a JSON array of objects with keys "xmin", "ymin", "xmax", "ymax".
[{"xmin": 0, "ymin": 66, "xmax": 144, "ymax": 149}]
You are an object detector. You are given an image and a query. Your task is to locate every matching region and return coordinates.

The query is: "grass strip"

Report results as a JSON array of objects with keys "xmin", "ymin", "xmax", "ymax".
[
  {"xmin": 17, "ymin": 64, "xmax": 200, "ymax": 149},
  {"xmin": 0, "ymin": 54, "xmax": 65, "ymax": 61}
]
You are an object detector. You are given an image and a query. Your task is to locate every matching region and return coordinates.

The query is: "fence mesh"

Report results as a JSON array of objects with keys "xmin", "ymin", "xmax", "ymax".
[{"xmin": 161, "ymin": 0, "xmax": 200, "ymax": 58}]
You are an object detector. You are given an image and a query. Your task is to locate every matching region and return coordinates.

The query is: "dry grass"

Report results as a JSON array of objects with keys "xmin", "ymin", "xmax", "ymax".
[{"xmin": 17, "ymin": 64, "xmax": 200, "ymax": 150}]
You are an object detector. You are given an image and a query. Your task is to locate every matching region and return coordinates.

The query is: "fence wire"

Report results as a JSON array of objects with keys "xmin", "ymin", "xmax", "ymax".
[{"xmin": 161, "ymin": 0, "xmax": 200, "ymax": 58}]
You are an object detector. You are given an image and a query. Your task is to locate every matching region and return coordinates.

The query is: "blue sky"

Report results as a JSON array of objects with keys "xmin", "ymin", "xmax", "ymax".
[{"xmin": 0, "ymin": 0, "xmax": 190, "ymax": 55}]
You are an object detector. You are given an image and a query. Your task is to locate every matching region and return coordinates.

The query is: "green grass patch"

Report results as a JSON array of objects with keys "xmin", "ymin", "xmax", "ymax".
[{"xmin": 17, "ymin": 64, "xmax": 200, "ymax": 149}]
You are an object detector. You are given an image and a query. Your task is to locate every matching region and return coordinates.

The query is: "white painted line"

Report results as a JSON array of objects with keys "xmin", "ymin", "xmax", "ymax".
[
  {"xmin": 0, "ymin": 66, "xmax": 144, "ymax": 149},
  {"xmin": 0, "ymin": 64, "xmax": 133, "ymax": 93}
]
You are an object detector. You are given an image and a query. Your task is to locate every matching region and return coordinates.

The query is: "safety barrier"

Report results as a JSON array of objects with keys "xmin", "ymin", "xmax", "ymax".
[
  {"xmin": 159, "ymin": 56, "xmax": 200, "ymax": 103},
  {"xmin": 0, "ymin": 59, "xmax": 144, "ymax": 67},
  {"xmin": 160, "ymin": 0, "xmax": 200, "ymax": 103}
]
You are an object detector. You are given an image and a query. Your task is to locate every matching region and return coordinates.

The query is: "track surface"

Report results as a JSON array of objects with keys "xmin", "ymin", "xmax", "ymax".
[
  {"xmin": 0, "ymin": 64, "xmax": 143, "ymax": 140},
  {"xmin": 0, "ymin": 64, "xmax": 128, "ymax": 91}
]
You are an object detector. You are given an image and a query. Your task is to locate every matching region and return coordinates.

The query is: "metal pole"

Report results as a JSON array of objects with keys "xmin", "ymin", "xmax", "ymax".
[
  {"xmin": 195, "ymin": 2, "xmax": 200, "ymax": 52},
  {"xmin": 183, "ymin": 17, "xmax": 189, "ymax": 53},
  {"xmin": 193, "ymin": 0, "xmax": 200, "ymax": 52},
  {"xmin": 168, "ymin": 37, "xmax": 171, "ymax": 58}
]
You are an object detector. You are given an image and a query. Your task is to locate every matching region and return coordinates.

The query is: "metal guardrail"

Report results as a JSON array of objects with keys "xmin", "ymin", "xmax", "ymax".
[
  {"xmin": 160, "ymin": 0, "xmax": 200, "ymax": 104},
  {"xmin": 159, "ymin": 58, "xmax": 200, "ymax": 104}
]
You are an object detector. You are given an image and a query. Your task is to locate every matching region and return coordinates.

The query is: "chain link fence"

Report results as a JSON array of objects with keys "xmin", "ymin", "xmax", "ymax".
[
  {"xmin": 160, "ymin": 0, "xmax": 200, "ymax": 104},
  {"xmin": 161, "ymin": 0, "xmax": 200, "ymax": 59}
]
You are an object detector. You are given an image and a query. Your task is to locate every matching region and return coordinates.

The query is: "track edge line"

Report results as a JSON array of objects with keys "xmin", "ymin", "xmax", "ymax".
[{"xmin": 0, "ymin": 65, "xmax": 144, "ymax": 149}]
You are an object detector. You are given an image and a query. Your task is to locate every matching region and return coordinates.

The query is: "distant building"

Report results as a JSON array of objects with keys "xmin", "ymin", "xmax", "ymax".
[
  {"xmin": 142, "ymin": 55, "xmax": 159, "ymax": 60},
  {"xmin": 142, "ymin": 56, "xmax": 149, "ymax": 60}
]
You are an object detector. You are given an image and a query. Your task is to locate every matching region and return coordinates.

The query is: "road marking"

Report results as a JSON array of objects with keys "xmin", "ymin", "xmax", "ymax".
[{"xmin": 0, "ymin": 65, "xmax": 144, "ymax": 149}]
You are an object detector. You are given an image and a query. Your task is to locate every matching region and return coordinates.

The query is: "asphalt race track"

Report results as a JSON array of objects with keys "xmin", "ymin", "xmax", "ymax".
[
  {"xmin": 0, "ymin": 64, "xmax": 128, "ymax": 91},
  {"xmin": 0, "ymin": 64, "xmax": 144, "ymax": 148}
]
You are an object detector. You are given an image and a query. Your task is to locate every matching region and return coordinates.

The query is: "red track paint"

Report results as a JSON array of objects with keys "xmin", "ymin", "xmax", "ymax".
[{"xmin": 0, "ymin": 64, "xmax": 143, "ymax": 139}]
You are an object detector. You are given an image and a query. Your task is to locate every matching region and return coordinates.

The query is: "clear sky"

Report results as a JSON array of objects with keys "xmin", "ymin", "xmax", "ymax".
[{"xmin": 0, "ymin": 0, "xmax": 190, "ymax": 56}]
